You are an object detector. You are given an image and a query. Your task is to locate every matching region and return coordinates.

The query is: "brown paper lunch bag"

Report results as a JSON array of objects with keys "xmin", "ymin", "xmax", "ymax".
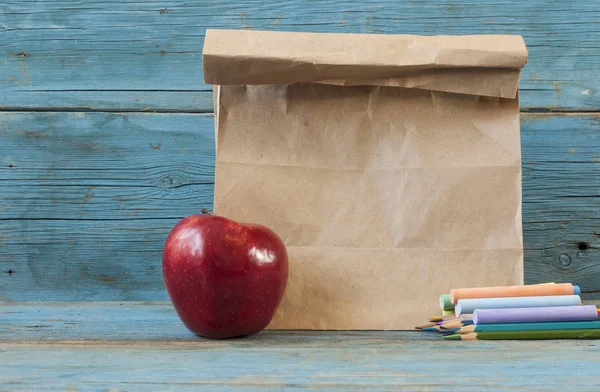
[{"xmin": 202, "ymin": 29, "xmax": 528, "ymax": 330}]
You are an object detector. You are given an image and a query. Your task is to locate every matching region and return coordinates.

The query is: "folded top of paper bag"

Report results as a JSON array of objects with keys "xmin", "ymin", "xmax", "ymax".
[{"xmin": 203, "ymin": 29, "xmax": 528, "ymax": 98}]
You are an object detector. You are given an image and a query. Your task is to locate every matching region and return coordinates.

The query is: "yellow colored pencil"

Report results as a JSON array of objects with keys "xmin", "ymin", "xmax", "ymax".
[{"xmin": 415, "ymin": 322, "xmax": 437, "ymax": 329}]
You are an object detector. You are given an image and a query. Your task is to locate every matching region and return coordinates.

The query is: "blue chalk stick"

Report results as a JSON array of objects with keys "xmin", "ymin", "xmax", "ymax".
[{"xmin": 456, "ymin": 295, "xmax": 581, "ymax": 315}]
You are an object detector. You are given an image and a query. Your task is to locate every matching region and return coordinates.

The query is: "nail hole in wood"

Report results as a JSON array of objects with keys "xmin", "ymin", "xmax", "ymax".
[{"xmin": 578, "ymin": 241, "xmax": 589, "ymax": 251}]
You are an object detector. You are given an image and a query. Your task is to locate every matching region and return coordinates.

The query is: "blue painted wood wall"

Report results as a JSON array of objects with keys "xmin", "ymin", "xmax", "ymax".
[{"xmin": 1, "ymin": 1, "xmax": 599, "ymax": 301}]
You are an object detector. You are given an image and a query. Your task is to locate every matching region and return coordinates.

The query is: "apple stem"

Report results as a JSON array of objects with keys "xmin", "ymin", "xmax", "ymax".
[{"xmin": 201, "ymin": 208, "xmax": 216, "ymax": 216}]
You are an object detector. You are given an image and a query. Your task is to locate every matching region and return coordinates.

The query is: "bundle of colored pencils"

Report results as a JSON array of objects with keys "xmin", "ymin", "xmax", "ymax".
[{"xmin": 416, "ymin": 282, "xmax": 600, "ymax": 340}]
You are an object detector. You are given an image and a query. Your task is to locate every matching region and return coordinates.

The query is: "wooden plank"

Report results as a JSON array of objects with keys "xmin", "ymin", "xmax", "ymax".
[
  {"xmin": 3, "ymin": 340, "xmax": 598, "ymax": 391},
  {"xmin": 1, "ymin": 112, "xmax": 215, "ymax": 220},
  {"xmin": 1, "ymin": 302, "xmax": 194, "ymax": 341},
  {"xmin": 3, "ymin": 91, "xmax": 214, "ymax": 113},
  {"xmin": 1, "ymin": 220, "xmax": 179, "ymax": 302},
  {"xmin": 0, "ymin": 112, "xmax": 214, "ymax": 302},
  {"xmin": 1, "ymin": 112, "xmax": 600, "ymax": 301},
  {"xmin": 2, "ymin": 303, "xmax": 600, "ymax": 390},
  {"xmin": 1, "ymin": 0, "xmax": 599, "ymax": 111},
  {"xmin": 521, "ymin": 114, "xmax": 600, "ymax": 293}
]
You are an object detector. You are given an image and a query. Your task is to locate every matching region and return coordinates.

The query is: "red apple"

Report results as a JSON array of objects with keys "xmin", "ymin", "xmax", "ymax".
[{"xmin": 162, "ymin": 210, "xmax": 288, "ymax": 339}]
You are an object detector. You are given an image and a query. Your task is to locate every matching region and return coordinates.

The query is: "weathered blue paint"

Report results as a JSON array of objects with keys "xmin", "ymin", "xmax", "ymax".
[
  {"xmin": 1, "ymin": 112, "xmax": 599, "ymax": 302},
  {"xmin": 1, "ymin": 1, "xmax": 599, "ymax": 111},
  {"xmin": 1, "ymin": 302, "xmax": 195, "ymax": 341},
  {"xmin": 1, "ymin": 1, "xmax": 600, "ymax": 389},
  {"xmin": 521, "ymin": 114, "xmax": 600, "ymax": 294},
  {"xmin": 2, "ymin": 303, "xmax": 600, "ymax": 390},
  {"xmin": 2, "ymin": 91, "xmax": 215, "ymax": 113}
]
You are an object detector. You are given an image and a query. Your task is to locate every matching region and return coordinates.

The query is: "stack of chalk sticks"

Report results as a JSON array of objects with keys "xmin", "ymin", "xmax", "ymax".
[{"xmin": 417, "ymin": 282, "xmax": 600, "ymax": 340}]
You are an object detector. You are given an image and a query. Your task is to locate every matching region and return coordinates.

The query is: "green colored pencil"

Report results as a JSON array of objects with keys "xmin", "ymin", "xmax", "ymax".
[
  {"xmin": 454, "ymin": 320, "xmax": 600, "ymax": 334},
  {"xmin": 444, "ymin": 329, "xmax": 600, "ymax": 340}
]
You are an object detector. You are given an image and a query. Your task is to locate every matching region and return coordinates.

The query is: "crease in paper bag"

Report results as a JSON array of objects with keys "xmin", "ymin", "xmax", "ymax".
[{"xmin": 203, "ymin": 29, "xmax": 528, "ymax": 98}]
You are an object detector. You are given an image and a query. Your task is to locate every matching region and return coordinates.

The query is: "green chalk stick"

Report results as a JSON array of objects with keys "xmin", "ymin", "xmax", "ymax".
[{"xmin": 440, "ymin": 294, "xmax": 454, "ymax": 311}]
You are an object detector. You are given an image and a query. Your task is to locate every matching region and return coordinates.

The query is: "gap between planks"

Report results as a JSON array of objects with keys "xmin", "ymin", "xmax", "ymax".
[
  {"xmin": 0, "ymin": 108, "xmax": 215, "ymax": 114},
  {"xmin": 0, "ymin": 109, "xmax": 599, "ymax": 115}
]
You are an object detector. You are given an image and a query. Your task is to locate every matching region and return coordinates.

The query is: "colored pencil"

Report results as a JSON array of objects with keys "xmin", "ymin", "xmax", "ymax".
[
  {"xmin": 453, "ymin": 320, "xmax": 600, "ymax": 334},
  {"xmin": 415, "ymin": 322, "xmax": 437, "ymax": 329},
  {"xmin": 426, "ymin": 314, "xmax": 472, "ymax": 325},
  {"xmin": 437, "ymin": 318, "xmax": 460, "ymax": 325},
  {"xmin": 428, "ymin": 314, "xmax": 458, "ymax": 322},
  {"xmin": 438, "ymin": 317, "xmax": 472, "ymax": 326},
  {"xmin": 442, "ymin": 328, "xmax": 460, "ymax": 333},
  {"xmin": 438, "ymin": 320, "xmax": 459, "ymax": 328},
  {"xmin": 415, "ymin": 317, "xmax": 473, "ymax": 331},
  {"xmin": 455, "ymin": 295, "xmax": 581, "ymax": 316},
  {"xmin": 439, "ymin": 314, "xmax": 473, "ymax": 322},
  {"xmin": 473, "ymin": 305, "xmax": 598, "ymax": 324},
  {"xmin": 450, "ymin": 283, "xmax": 580, "ymax": 304},
  {"xmin": 424, "ymin": 326, "xmax": 461, "ymax": 334},
  {"xmin": 440, "ymin": 320, "xmax": 473, "ymax": 330},
  {"xmin": 444, "ymin": 329, "xmax": 600, "ymax": 340}
]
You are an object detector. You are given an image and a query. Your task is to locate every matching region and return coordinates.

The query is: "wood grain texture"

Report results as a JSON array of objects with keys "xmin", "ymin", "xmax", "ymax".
[
  {"xmin": 1, "ymin": 0, "xmax": 599, "ymax": 112},
  {"xmin": 521, "ymin": 114, "xmax": 600, "ymax": 293},
  {"xmin": 1, "ymin": 111, "xmax": 215, "ymax": 220},
  {"xmin": 1, "ymin": 111, "xmax": 599, "ymax": 301},
  {"xmin": 1, "ymin": 302, "xmax": 194, "ymax": 341},
  {"xmin": 0, "ymin": 112, "xmax": 214, "ymax": 301},
  {"xmin": 2, "ymin": 303, "xmax": 600, "ymax": 390}
]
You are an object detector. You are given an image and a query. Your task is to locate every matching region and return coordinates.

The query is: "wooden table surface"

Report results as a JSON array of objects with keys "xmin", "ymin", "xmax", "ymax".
[
  {"xmin": 1, "ymin": 0, "xmax": 600, "ymax": 389},
  {"xmin": 2, "ymin": 302, "xmax": 600, "ymax": 390}
]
